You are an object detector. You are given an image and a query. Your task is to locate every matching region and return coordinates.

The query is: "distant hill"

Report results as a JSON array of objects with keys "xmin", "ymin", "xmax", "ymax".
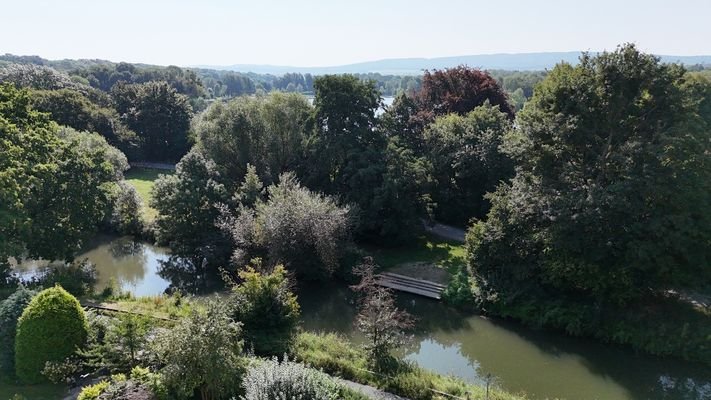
[{"xmin": 198, "ymin": 52, "xmax": 711, "ymax": 75}]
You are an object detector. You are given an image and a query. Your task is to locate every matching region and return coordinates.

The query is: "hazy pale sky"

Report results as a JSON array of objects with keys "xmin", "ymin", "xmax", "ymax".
[{"xmin": 2, "ymin": 0, "xmax": 710, "ymax": 67}]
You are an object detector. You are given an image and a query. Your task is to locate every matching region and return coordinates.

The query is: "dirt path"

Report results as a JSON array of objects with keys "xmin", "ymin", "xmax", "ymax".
[
  {"xmin": 424, "ymin": 222, "xmax": 466, "ymax": 243},
  {"xmin": 129, "ymin": 162, "xmax": 176, "ymax": 171}
]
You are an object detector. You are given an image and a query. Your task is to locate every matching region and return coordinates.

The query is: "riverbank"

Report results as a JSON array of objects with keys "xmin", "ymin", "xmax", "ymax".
[{"xmin": 294, "ymin": 332, "xmax": 526, "ymax": 400}]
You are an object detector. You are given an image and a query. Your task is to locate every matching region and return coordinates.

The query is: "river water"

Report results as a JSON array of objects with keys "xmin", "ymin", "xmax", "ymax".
[{"xmin": 12, "ymin": 236, "xmax": 711, "ymax": 400}]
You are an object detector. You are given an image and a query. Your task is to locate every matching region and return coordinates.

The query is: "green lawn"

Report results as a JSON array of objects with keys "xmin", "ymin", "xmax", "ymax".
[
  {"xmin": 124, "ymin": 167, "xmax": 169, "ymax": 221},
  {"xmin": 363, "ymin": 234, "xmax": 466, "ymax": 276}
]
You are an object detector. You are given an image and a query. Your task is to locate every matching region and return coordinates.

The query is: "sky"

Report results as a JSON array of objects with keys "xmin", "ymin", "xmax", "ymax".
[{"xmin": 2, "ymin": 0, "xmax": 710, "ymax": 67}]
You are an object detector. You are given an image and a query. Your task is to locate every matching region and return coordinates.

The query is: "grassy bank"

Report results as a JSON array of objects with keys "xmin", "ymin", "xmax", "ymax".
[
  {"xmin": 293, "ymin": 332, "xmax": 528, "ymax": 400},
  {"xmin": 364, "ymin": 234, "xmax": 465, "ymax": 272},
  {"xmin": 124, "ymin": 167, "xmax": 167, "ymax": 221}
]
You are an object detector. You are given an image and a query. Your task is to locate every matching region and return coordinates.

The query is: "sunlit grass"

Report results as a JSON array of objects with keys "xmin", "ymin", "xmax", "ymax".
[
  {"xmin": 124, "ymin": 167, "xmax": 168, "ymax": 221},
  {"xmin": 363, "ymin": 234, "xmax": 466, "ymax": 274}
]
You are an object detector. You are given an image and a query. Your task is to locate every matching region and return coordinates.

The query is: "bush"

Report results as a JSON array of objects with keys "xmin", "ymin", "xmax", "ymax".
[
  {"xmin": 80, "ymin": 312, "xmax": 153, "ymax": 373},
  {"xmin": 442, "ymin": 265, "xmax": 476, "ymax": 309},
  {"xmin": 0, "ymin": 285, "xmax": 36, "ymax": 376},
  {"xmin": 15, "ymin": 285, "xmax": 89, "ymax": 383},
  {"xmin": 78, "ymin": 380, "xmax": 110, "ymax": 400},
  {"xmin": 231, "ymin": 263, "xmax": 300, "ymax": 356},
  {"xmin": 242, "ymin": 357, "xmax": 343, "ymax": 400},
  {"xmin": 152, "ymin": 300, "xmax": 245, "ymax": 400}
]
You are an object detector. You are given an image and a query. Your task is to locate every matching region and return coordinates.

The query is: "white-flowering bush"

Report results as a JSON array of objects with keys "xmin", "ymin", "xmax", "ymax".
[{"xmin": 241, "ymin": 357, "xmax": 342, "ymax": 400}]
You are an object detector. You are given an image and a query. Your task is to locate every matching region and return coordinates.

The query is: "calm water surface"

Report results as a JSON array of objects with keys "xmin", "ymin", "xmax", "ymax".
[{"xmin": 13, "ymin": 236, "xmax": 711, "ymax": 400}]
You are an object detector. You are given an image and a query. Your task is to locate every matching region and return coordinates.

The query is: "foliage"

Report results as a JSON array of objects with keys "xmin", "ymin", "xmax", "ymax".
[
  {"xmin": 15, "ymin": 286, "xmax": 88, "ymax": 383},
  {"xmin": 442, "ymin": 265, "xmax": 476, "ymax": 309},
  {"xmin": 152, "ymin": 300, "xmax": 245, "ymax": 400},
  {"xmin": 31, "ymin": 89, "xmax": 134, "ymax": 146},
  {"xmin": 77, "ymin": 62, "xmax": 203, "ymax": 97},
  {"xmin": 241, "ymin": 357, "xmax": 344, "ymax": 400},
  {"xmin": 352, "ymin": 258, "xmax": 414, "ymax": 371},
  {"xmin": 57, "ymin": 127, "xmax": 129, "ymax": 180},
  {"xmin": 0, "ymin": 83, "xmax": 115, "ymax": 268},
  {"xmin": 417, "ymin": 66, "xmax": 515, "ymax": 120},
  {"xmin": 223, "ymin": 173, "xmax": 351, "ymax": 279},
  {"xmin": 77, "ymin": 380, "xmax": 110, "ymax": 400},
  {"xmin": 80, "ymin": 312, "xmax": 153, "ymax": 373},
  {"xmin": 371, "ymin": 137, "xmax": 434, "ymax": 241},
  {"xmin": 469, "ymin": 44, "xmax": 711, "ymax": 309},
  {"xmin": 112, "ymin": 81, "xmax": 193, "ymax": 162},
  {"xmin": 0, "ymin": 63, "xmax": 93, "ymax": 94},
  {"xmin": 193, "ymin": 92, "xmax": 312, "ymax": 186},
  {"xmin": 424, "ymin": 104, "xmax": 513, "ymax": 224},
  {"xmin": 151, "ymin": 150, "xmax": 230, "ymax": 261},
  {"xmin": 306, "ymin": 75, "xmax": 388, "ymax": 236},
  {"xmin": 108, "ymin": 181, "xmax": 145, "ymax": 236},
  {"xmin": 230, "ymin": 263, "xmax": 301, "ymax": 356},
  {"xmin": 466, "ymin": 45, "xmax": 711, "ymax": 364},
  {"xmin": 0, "ymin": 285, "xmax": 36, "ymax": 375},
  {"xmin": 235, "ymin": 164, "xmax": 264, "ymax": 208}
]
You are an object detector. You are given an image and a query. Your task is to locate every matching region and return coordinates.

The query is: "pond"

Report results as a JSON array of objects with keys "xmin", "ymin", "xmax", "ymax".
[{"xmin": 11, "ymin": 236, "xmax": 711, "ymax": 400}]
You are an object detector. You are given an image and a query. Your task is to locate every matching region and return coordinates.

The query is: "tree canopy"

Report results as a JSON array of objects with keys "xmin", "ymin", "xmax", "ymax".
[{"xmin": 468, "ymin": 45, "xmax": 711, "ymax": 312}]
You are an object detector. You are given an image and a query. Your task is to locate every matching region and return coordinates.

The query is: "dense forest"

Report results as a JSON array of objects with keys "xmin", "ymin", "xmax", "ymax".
[{"xmin": 1, "ymin": 45, "xmax": 710, "ymax": 400}]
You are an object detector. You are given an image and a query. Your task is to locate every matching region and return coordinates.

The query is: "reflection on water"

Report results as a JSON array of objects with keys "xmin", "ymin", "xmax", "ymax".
[
  {"xmin": 82, "ymin": 236, "xmax": 172, "ymax": 296},
  {"xmin": 297, "ymin": 283, "xmax": 711, "ymax": 400},
  {"xmin": 12, "ymin": 236, "xmax": 711, "ymax": 400}
]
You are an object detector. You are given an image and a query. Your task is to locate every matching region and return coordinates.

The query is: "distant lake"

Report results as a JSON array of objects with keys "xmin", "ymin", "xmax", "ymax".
[{"xmin": 305, "ymin": 95, "xmax": 395, "ymax": 115}]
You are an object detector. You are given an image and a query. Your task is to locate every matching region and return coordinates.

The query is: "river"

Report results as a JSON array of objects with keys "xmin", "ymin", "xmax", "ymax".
[{"xmin": 11, "ymin": 236, "xmax": 711, "ymax": 400}]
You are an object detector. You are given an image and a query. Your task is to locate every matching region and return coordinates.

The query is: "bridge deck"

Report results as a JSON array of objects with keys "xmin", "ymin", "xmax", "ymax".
[{"xmin": 375, "ymin": 272, "xmax": 445, "ymax": 300}]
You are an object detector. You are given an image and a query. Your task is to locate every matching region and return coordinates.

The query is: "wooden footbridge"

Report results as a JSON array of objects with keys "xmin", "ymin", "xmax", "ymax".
[{"xmin": 375, "ymin": 272, "xmax": 446, "ymax": 300}]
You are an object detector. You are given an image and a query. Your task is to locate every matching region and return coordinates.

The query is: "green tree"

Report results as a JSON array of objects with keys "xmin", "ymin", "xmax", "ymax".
[
  {"xmin": 469, "ymin": 45, "xmax": 711, "ymax": 311},
  {"xmin": 112, "ymin": 81, "xmax": 192, "ymax": 162},
  {"xmin": 235, "ymin": 163, "xmax": 264, "ymax": 208},
  {"xmin": 30, "ymin": 88, "xmax": 135, "ymax": 146},
  {"xmin": 307, "ymin": 74, "xmax": 383, "ymax": 198},
  {"xmin": 223, "ymin": 173, "xmax": 351, "ymax": 279},
  {"xmin": 151, "ymin": 150, "xmax": 230, "ymax": 261},
  {"xmin": 193, "ymin": 92, "xmax": 311, "ymax": 187},
  {"xmin": 153, "ymin": 301, "xmax": 244, "ymax": 400},
  {"xmin": 15, "ymin": 286, "xmax": 88, "ymax": 383},
  {"xmin": 230, "ymin": 262, "xmax": 300, "ymax": 355},
  {"xmin": 1, "ymin": 84, "xmax": 115, "ymax": 272},
  {"xmin": 424, "ymin": 103, "xmax": 513, "ymax": 224}
]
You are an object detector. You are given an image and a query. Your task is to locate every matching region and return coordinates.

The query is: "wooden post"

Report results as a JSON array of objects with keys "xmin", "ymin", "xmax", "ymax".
[{"xmin": 485, "ymin": 373, "xmax": 492, "ymax": 400}]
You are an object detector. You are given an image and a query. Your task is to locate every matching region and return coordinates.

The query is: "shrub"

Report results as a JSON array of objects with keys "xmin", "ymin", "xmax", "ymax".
[
  {"xmin": 0, "ymin": 285, "xmax": 36, "ymax": 375},
  {"xmin": 442, "ymin": 265, "xmax": 476, "ymax": 309},
  {"xmin": 153, "ymin": 300, "xmax": 245, "ymax": 400},
  {"xmin": 77, "ymin": 380, "xmax": 110, "ymax": 400},
  {"xmin": 231, "ymin": 263, "xmax": 300, "ymax": 355},
  {"xmin": 14, "ymin": 285, "xmax": 88, "ymax": 383},
  {"xmin": 242, "ymin": 357, "xmax": 343, "ymax": 400},
  {"xmin": 80, "ymin": 312, "xmax": 152, "ymax": 372}
]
